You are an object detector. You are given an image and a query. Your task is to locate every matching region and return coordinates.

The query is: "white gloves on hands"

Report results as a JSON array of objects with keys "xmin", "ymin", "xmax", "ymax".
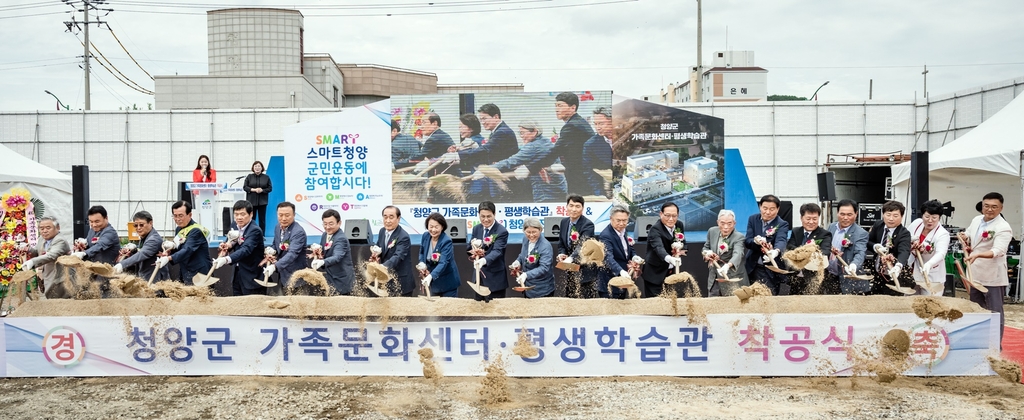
[
  {"xmin": 370, "ymin": 245, "xmax": 382, "ymax": 256},
  {"xmin": 22, "ymin": 260, "xmax": 34, "ymax": 270},
  {"xmin": 549, "ymin": 163, "xmax": 565, "ymax": 173},
  {"xmin": 516, "ymin": 272, "xmax": 527, "ymax": 286},
  {"xmin": 888, "ymin": 263, "xmax": 902, "ymax": 279},
  {"xmin": 214, "ymin": 257, "xmax": 229, "ymax": 269},
  {"xmin": 619, "ymin": 270, "xmax": 630, "ymax": 278},
  {"xmin": 514, "ymin": 166, "xmax": 530, "ymax": 180},
  {"xmin": 845, "ymin": 263, "xmax": 857, "ymax": 276},
  {"xmin": 311, "ymin": 259, "xmax": 325, "ymax": 270},
  {"xmin": 155, "ymin": 256, "xmax": 169, "ymax": 270},
  {"xmin": 441, "ymin": 152, "xmax": 460, "ymax": 164},
  {"xmin": 664, "ymin": 255, "xmax": 681, "ymax": 268},
  {"xmin": 510, "ymin": 260, "xmax": 521, "ymax": 269},
  {"xmin": 414, "ymin": 160, "xmax": 431, "ymax": 172},
  {"xmin": 473, "ymin": 258, "xmax": 486, "ymax": 270},
  {"xmin": 716, "ymin": 263, "xmax": 730, "ymax": 278},
  {"xmin": 562, "ymin": 256, "xmax": 574, "ymax": 264},
  {"xmin": 263, "ymin": 264, "xmax": 276, "ymax": 278},
  {"xmin": 416, "ymin": 262, "xmax": 428, "ymax": 271},
  {"xmin": 114, "ymin": 263, "xmax": 124, "ymax": 274},
  {"xmin": 753, "ymin": 235, "xmax": 766, "ymax": 245},
  {"xmin": 421, "ymin": 274, "xmax": 432, "ymax": 287},
  {"xmin": 701, "ymin": 250, "xmax": 713, "ymax": 258},
  {"xmin": 71, "ymin": 251, "xmax": 87, "ymax": 259},
  {"xmin": 873, "ymin": 243, "xmax": 887, "ymax": 254}
]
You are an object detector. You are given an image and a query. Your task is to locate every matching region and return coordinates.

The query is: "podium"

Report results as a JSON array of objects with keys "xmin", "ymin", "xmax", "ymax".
[{"xmin": 185, "ymin": 182, "xmax": 224, "ymax": 240}]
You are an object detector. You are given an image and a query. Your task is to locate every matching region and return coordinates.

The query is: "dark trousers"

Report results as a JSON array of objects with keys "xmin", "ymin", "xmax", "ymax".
[
  {"xmin": 475, "ymin": 288, "xmax": 506, "ymax": 302},
  {"xmin": 564, "ymin": 274, "xmax": 597, "ymax": 299},
  {"xmin": 970, "ymin": 285, "xmax": 1006, "ymax": 346},
  {"xmin": 252, "ymin": 204, "xmax": 268, "ymax": 233},
  {"xmin": 527, "ymin": 290, "xmax": 555, "ymax": 299},
  {"xmin": 643, "ymin": 280, "xmax": 663, "ymax": 298},
  {"xmin": 749, "ymin": 265, "xmax": 781, "ymax": 296}
]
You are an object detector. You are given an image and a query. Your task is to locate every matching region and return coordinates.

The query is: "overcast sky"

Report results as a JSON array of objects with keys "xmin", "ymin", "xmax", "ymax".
[{"xmin": 1, "ymin": 0, "xmax": 1021, "ymax": 111}]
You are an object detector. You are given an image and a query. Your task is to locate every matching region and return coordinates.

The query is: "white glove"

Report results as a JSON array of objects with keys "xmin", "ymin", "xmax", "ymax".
[
  {"xmin": 473, "ymin": 258, "xmax": 486, "ymax": 270},
  {"xmin": 72, "ymin": 251, "xmax": 87, "ymax": 259},
  {"xmin": 716, "ymin": 264, "xmax": 730, "ymax": 278},
  {"xmin": 671, "ymin": 256, "xmax": 682, "ymax": 268},
  {"xmin": 701, "ymin": 250, "xmax": 713, "ymax": 258},
  {"xmin": 516, "ymin": 272, "xmax": 527, "ymax": 286},
  {"xmin": 549, "ymin": 163, "xmax": 565, "ymax": 173},
  {"xmin": 472, "ymin": 170, "xmax": 486, "ymax": 180},
  {"xmin": 888, "ymin": 263, "xmax": 902, "ymax": 279},
  {"xmin": 416, "ymin": 262, "xmax": 428, "ymax": 271},
  {"xmin": 873, "ymin": 243, "xmax": 887, "ymax": 254},
  {"xmin": 421, "ymin": 274, "xmax": 432, "ymax": 286},
  {"xmin": 114, "ymin": 263, "xmax": 124, "ymax": 274},
  {"xmin": 155, "ymin": 256, "xmax": 169, "ymax": 270},
  {"xmin": 753, "ymin": 235, "xmax": 766, "ymax": 245},
  {"xmin": 619, "ymin": 270, "xmax": 630, "ymax": 278},
  {"xmin": 664, "ymin": 254, "xmax": 675, "ymax": 266},
  {"xmin": 214, "ymin": 257, "xmax": 229, "ymax": 269},
  {"xmin": 769, "ymin": 249, "xmax": 779, "ymax": 259},
  {"xmin": 441, "ymin": 152, "xmax": 460, "ymax": 164},
  {"xmin": 562, "ymin": 256, "xmax": 574, "ymax": 264},
  {"xmin": 174, "ymin": 236, "xmax": 186, "ymax": 247},
  {"xmin": 263, "ymin": 264, "xmax": 276, "ymax": 277},
  {"xmin": 510, "ymin": 260, "xmax": 521, "ymax": 269},
  {"xmin": 22, "ymin": 260, "xmax": 34, "ymax": 270},
  {"xmin": 414, "ymin": 160, "xmax": 431, "ymax": 172},
  {"xmin": 845, "ymin": 263, "xmax": 857, "ymax": 276},
  {"xmin": 370, "ymin": 245, "xmax": 382, "ymax": 255},
  {"xmin": 513, "ymin": 165, "xmax": 530, "ymax": 180},
  {"xmin": 311, "ymin": 259, "xmax": 325, "ymax": 270}
]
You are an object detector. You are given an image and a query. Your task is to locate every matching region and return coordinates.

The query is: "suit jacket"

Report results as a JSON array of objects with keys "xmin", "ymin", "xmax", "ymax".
[
  {"xmin": 459, "ymin": 121, "xmax": 519, "ymax": 168},
  {"xmin": 120, "ymin": 229, "xmax": 169, "ymax": 282},
  {"xmin": 320, "ymin": 230, "xmax": 355, "ymax": 295},
  {"xmin": 228, "ymin": 222, "xmax": 265, "ymax": 291},
  {"xmin": 743, "ymin": 214, "xmax": 790, "ymax": 272},
  {"xmin": 416, "ymin": 129, "xmax": 455, "ymax": 161},
  {"xmin": 827, "ymin": 222, "xmax": 868, "ymax": 278},
  {"xmin": 582, "ymin": 134, "xmax": 612, "ymax": 196},
  {"xmin": 641, "ymin": 219, "xmax": 687, "ymax": 286},
  {"xmin": 702, "ymin": 227, "xmax": 748, "ymax": 290},
  {"xmin": 28, "ymin": 237, "xmax": 70, "ymax": 298},
  {"xmin": 469, "ymin": 222, "xmax": 509, "ymax": 292},
  {"xmin": 517, "ymin": 236, "xmax": 555, "ymax": 298},
  {"xmin": 84, "ymin": 225, "xmax": 120, "ymax": 265},
  {"xmin": 965, "ymin": 214, "xmax": 1013, "ymax": 287},
  {"xmin": 557, "ymin": 215, "xmax": 598, "ymax": 283},
  {"xmin": 492, "ymin": 139, "xmax": 568, "ymax": 203},
  {"xmin": 272, "ymin": 222, "xmax": 308, "ymax": 287},
  {"xmin": 243, "ymin": 173, "xmax": 273, "ymax": 206},
  {"xmin": 376, "ymin": 226, "xmax": 414, "ymax": 294},
  {"xmin": 906, "ymin": 219, "xmax": 950, "ymax": 285},
  {"xmin": 419, "ymin": 232, "xmax": 460, "ymax": 295},
  {"xmin": 787, "ymin": 226, "xmax": 833, "ymax": 256},
  {"xmin": 169, "ymin": 220, "xmax": 212, "ymax": 283},
  {"xmin": 867, "ymin": 221, "xmax": 912, "ymax": 267},
  {"xmin": 529, "ymin": 113, "xmax": 596, "ymax": 194},
  {"xmin": 391, "ymin": 133, "xmax": 421, "ymax": 163},
  {"xmin": 598, "ymin": 225, "xmax": 636, "ymax": 290}
]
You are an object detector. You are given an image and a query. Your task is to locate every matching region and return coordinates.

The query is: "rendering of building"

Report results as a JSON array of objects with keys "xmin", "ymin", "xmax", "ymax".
[
  {"xmin": 621, "ymin": 170, "xmax": 671, "ymax": 203},
  {"xmin": 626, "ymin": 150, "xmax": 679, "ymax": 174},
  {"xmin": 682, "ymin": 156, "xmax": 718, "ymax": 187}
]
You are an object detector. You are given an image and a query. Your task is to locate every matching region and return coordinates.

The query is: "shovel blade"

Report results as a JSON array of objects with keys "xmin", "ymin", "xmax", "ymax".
[
  {"xmin": 366, "ymin": 283, "xmax": 388, "ymax": 297},
  {"xmin": 765, "ymin": 265, "xmax": 793, "ymax": 274},
  {"xmin": 555, "ymin": 261, "xmax": 580, "ymax": 272},
  {"xmin": 468, "ymin": 282, "xmax": 491, "ymax": 296},
  {"xmin": 254, "ymin": 278, "xmax": 278, "ymax": 288},
  {"xmin": 512, "ymin": 286, "xmax": 535, "ymax": 292},
  {"xmin": 192, "ymin": 274, "xmax": 219, "ymax": 287},
  {"xmin": 885, "ymin": 284, "xmax": 916, "ymax": 295}
]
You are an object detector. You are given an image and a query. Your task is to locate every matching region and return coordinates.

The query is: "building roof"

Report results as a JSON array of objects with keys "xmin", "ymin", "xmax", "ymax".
[{"xmin": 703, "ymin": 66, "xmax": 768, "ymax": 75}]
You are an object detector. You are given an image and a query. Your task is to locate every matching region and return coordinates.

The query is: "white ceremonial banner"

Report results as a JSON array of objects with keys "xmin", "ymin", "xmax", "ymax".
[
  {"xmin": 0, "ymin": 314, "xmax": 999, "ymax": 378},
  {"xmin": 283, "ymin": 101, "xmax": 393, "ymax": 236}
]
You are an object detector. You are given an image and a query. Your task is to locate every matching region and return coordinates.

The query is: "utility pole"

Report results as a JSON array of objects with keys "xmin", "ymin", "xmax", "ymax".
[
  {"xmin": 64, "ymin": 0, "xmax": 112, "ymax": 111},
  {"xmin": 922, "ymin": 65, "xmax": 929, "ymax": 99},
  {"xmin": 693, "ymin": 0, "xmax": 702, "ymax": 102}
]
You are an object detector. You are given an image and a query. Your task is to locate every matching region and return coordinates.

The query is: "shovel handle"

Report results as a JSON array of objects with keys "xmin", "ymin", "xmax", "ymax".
[
  {"xmin": 914, "ymin": 250, "xmax": 931, "ymax": 284},
  {"xmin": 415, "ymin": 159, "xmax": 445, "ymax": 177},
  {"xmin": 147, "ymin": 265, "xmax": 161, "ymax": 286}
]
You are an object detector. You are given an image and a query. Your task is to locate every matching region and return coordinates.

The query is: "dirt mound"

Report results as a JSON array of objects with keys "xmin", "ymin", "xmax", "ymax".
[
  {"xmin": 479, "ymin": 353, "xmax": 510, "ymax": 404},
  {"xmin": 664, "ymin": 271, "xmax": 696, "ymax": 286},
  {"xmin": 578, "ymin": 239, "xmax": 605, "ymax": 266},
  {"xmin": 108, "ymin": 275, "xmax": 156, "ymax": 299},
  {"xmin": 912, "ymin": 296, "xmax": 965, "ymax": 323},
  {"xmin": 988, "ymin": 357, "xmax": 1023, "ymax": 384},
  {"xmin": 418, "ymin": 347, "xmax": 442, "ymax": 385},
  {"xmin": 151, "ymin": 281, "xmax": 213, "ymax": 302},
  {"xmin": 287, "ymin": 269, "xmax": 333, "ymax": 295},
  {"xmin": 734, "ymin": 283, "xmax": 773, "ymax": 303},
  {"xmin": 265, "ymin": 299, "xmax": 291, "ymax": 309}
]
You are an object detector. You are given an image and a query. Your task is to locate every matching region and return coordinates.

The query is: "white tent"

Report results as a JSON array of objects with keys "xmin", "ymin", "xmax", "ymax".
[
  {"xmin": 892, "ymin": 93, "xmax": 1024, "ymax": 231},
  {"xmin": 0, "ymin": 144, "xmax": 74, "ymax": 243}
]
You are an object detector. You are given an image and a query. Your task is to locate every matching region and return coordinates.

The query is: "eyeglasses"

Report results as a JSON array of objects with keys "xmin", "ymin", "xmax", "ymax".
[{"xmin": 133, "ymin": 223, "xmax": 148, "ymax": 228}]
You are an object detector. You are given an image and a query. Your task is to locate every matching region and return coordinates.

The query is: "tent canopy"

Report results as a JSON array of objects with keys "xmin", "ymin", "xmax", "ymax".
[{"xmin": 0, "ymin": 144, "xmax": 72, "ymax": 193}]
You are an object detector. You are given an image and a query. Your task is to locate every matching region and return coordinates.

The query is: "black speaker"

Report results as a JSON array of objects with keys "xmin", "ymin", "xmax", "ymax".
[
  {"xmin": 543, "ymin": 217, "xmax": 562, "ymax": 241},
  {"xmin": 816, "ymin": 172, "xmax": 836, "ymax": 202},
  {"xmin": 344, "ymin": 219, "xmax": 372, "ymax": 244},
  {"xmin": 634, "ymin": 216, "xmax": 660, "ymax": 241},
  {"xmin": 779, "ymin": 201, "xmax": 793, "ymax": 229},
  {"xmin": 222, "ymin": 207, "xmax": 231, "ymax": 236},
  {"xmin": 910, "ymin": 151, "xmax": 929, "ymax": 219},
  {"xmin": 71, "ymin": 165, "xmax": 90, "ymax": 239},
  {"xmin": 446, "ymin": 218, "xmax": 467, "ymax": 243}
]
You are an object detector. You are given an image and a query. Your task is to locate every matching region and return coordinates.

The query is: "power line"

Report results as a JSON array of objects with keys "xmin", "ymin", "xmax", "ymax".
[
  {"xmin": 0, "ymin": 11, "xmax": 65, "ymax": 19},
  {"xmin": 112, "ymin": 0, "xmax": 524, "ymax": 9},
  {"xmin": 0, "ymin": 61, "xmax": 80, "ymax": 71},
  {"xmin": 83, "ymin": 37, "xmax": 154, "ymax": 93},
  {"xmin": 98, "ymin": 0, "xmax": 636, "ymax": 17},
  {"xmin": 106, "ymin": 24, "xmax": 153, "ymax": 80}
]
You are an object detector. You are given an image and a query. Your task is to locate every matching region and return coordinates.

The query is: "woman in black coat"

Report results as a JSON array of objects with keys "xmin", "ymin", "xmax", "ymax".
[{"xmin": 243, "ymin": 160, "xmax": 272, "ymax": 231}]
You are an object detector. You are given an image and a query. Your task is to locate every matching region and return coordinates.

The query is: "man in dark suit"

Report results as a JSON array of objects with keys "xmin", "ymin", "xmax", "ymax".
[
  {"xmin": 159, "ymin": 201, "xmax": 212, "ymax": 285},
  {"xmin": 268, "ymin": 202, "xmax": 307, "ymax": 294},
  {"xmin": 528, "ymin": 92, "xmax": 597, "ymax": 194},
  {"xmin": 376, "ymin": 206, "xmax": 414, "ymax": 296},
  {"xmin": 641, "ymin": 202, "xmax": 687, "ymax": 298},
  {"xmin": 582, "ymin": 107, "xmax": 613, "ymax": 197},
  {"xmin": 116, "ymin": 211, "xmax": 169, "ymax": 282},
  {"xmin": 557, "ymin": 194, "xmax": 597, "ymax": 298},
  {"xmin": 867, "ymin": 200, "xmax": 912, "ymax": 294},
  {"xmin": 468, "ymin": 201, "xmax": 508, "ymax": 301},
  {"xmin": 397, "ymin": 113, "xmax": 455, "ymax": 174},
  {"xmin": 214, "ymin": 200, "xmax": 266, "ymax": 296},
  {"xmin": 599, "ymin": 205, "xmax": 636, "ymax": 299},
  {"xmin": 744, "ymin": 194, "xmax": 791, "ymax": 296},
  {"xmin": 444, "ymin": 103, "xmax": 519, "ymax": 169},
  {"xmin": 786, "ymin": 203, "xmax": 833, "ymax": 295},
  {"xmin": 391, "ymin": 119, "xmax": 421, "ymax": 164},
  {"xmin": 312, "ymin": 209, "xmax": 354, "ymax": 295},
  {"xmin": 72, "ymin": 205, "xmax": 119, "ymax": 265}
]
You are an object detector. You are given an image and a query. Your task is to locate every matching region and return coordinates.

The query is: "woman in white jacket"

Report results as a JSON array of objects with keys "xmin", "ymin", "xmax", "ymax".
[{"xmin": 907, "ymin": 200, "xmax": 949, "ymax": 295}]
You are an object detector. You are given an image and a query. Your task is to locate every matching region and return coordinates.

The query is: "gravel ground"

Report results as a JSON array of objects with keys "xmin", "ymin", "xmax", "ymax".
[{"xmin": 1, "ymin": 375, "xmax": 1021, "ymax": 419}]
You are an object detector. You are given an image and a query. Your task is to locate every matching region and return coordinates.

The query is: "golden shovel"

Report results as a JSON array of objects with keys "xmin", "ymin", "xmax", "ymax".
[
  {"xmin": 914, "ymin": 250, "xmax": 945, "ymax": 295},
  {"xmin": 509, "ymin": 262, "xmax": 534, "ymax": 292},
  {"xmin": 365, "ymin": 262, "xmax": 390, "ymax": 297},
  {"xmin": 467, "ymin": 240, "xmax": 491, "ymax": 296},
  {"xmin": 556, "ymin": 258, "xmax": 580, "ymax": 272},
  {"xmin": 762, "ymin": 247, "xmax": 793, "ymax": 274}
]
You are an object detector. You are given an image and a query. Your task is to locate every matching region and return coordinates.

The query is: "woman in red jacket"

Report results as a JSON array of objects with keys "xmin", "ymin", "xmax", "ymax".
[{"xmin": 193, "ymin": 155, "xmax": 216, "ymax": 183}]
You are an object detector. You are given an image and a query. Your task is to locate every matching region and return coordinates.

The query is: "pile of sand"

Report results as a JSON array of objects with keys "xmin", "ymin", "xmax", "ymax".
[
  {"xmin": 911, "ymin": 296, "xmax": 964, "ymax": 323},
  {"xmin": 734, "ymin": 283, "xmax": 773, "ymax": 303},
  {"xmin": 578, "ymin": 239, "xmax": 605, "ymax": 266},
  {"xmin": 265, "ymin": 299, "xmax": 291, "ymax": 309},
  {"xmin": 664, "ymin": 271, "xmax": 696, "ymax": 286},
  {"xmin": 108, "ymin": 275, "xmax": 156, "ymax": 299},
  {"xmin": 150, "ymin": 281, "xmax": 212, "ymax": 302},
  {"xmin": 287, "ymin": 269, "xmax": 334, "ymax": 296},
  {"xmin": 428, "ymin": 174, "xmax": 469, "ymax": 202},
  {"xmin": 418, "ymin": 347, "xmax": 442, "ymax": 385},
  {"xmin": 56, "ymin": 255, "xmax": 114, "ymax": 277},
  {"xmin": 988, "ymin": 357, "xmax": 1023, "ymax": 384},
  {"xmin": 512, "ymin": 328, "xmax": 539, "ymax": 359},
  {"xmin": 479, "ymin": 353, "xmax": 510, "ymax": 404}
]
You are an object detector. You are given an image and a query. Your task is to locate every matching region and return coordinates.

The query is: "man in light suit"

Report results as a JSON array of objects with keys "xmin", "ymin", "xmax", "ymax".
[
  {"xmin": 907, "ymin": 200, "xmax": 949, "ymax": 296},
  {"xmin": 312, "ymin": 209, "xmax": 354, "ymax": 295},
  {"xmin": 159, "ymin": 200, "xmax": 212, "ymax": 285},
  {"xmin": 786, "ymin": 203, "xmax": 832, "ymax": 295},
  {"xmin": 515, "ymin": 218, "xmax": 556, "ymax": 298},
  {"xmin": 491, "ymin": 120, "xmax": 568, "ymax": 203},
  {"xmin": 22, "ymin": 216, "xmax": 70, "ymax": 299},
  {"xmin": 557, "ymin": 194, "xmax": 597, "ymax": 298},
  {"xmin": 115, "ymin": 211, "xmax": 169, "ymax": 282},
  {"xmin": 867, "ymin": 201, "xmax": 912, "ymax": 295},
  {"xmin": 598, "ymin": 205, "xmax": 636, "ymax": 299},
  {"xmin": 582, "ymin": 107, "xmax": 613, "ymax": 197},
  {"xmin": 641, "ymin": 202, "xmax": 688, "ymax": 298},
  {"xmin": 528, "ymin": 92, "xmax": 597, "ymax": 194},
  {"xmin": 376, "ymin": 206, "xmax": 414, "ymax": 296},
  {"xmin": 826, "ymin": 199, "xmax": 869, "ymax": 295},
  {"xmin": 963, "ymin": 192, "xmax": 1013, "ymax": 343},
  {"xmin": 468, "ymin": 201, "xmax": 508, "ymax": 301},
  {"xmin": 743, "ymin": 195, "xmax": 791, "ymax": 296},
  {"xmin": 703, "ymin": 210, "xmax": 749, "ymax": 297},
  {"xmin": 268, "ymin": 202, "xmax": 307, "ymax": 294},
  {"xmin": 214, "ymin": 200, "xmax": 266, "ymax": 296}
]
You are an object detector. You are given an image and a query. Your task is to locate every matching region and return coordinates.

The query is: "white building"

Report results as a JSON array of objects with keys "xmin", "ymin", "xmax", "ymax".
[
  {"xmin": 626, "ymin": 150, "xmax": 679, "ymax": 174},
  {"xmin": 683, "ymin": 157, "xmax": 718, "ymax": 187},
  {"xmin": 659, "ymin": 51, "xmax": 768, "ymax": 104},
  {"xmin": 622, "ymin": 170, "xmax": 672, "ymax": 203}
]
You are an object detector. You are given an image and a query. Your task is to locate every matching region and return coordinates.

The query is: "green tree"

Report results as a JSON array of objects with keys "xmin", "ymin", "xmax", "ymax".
[{"xmin": 768, "ymin": 95, "xmax": 808, "ymax": 101}]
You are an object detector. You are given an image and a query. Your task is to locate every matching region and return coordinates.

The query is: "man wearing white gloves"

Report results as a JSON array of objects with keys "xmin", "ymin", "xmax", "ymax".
[
  {"xmin": 23, "ymin": 216, "xmax": 71, "ymax": 298},
  {"xmin": 598, "ymin": 205, "xmax": 638, "ymax": 299},
  {"xmin": 269, "ymin": 202, "xmax": 307, "ymax": 294},
  {"xmin": 827, "ymin": 199, "xmax": 869, "ymax": 294},
  {"xmin": 867, "ymin": 201, "xmax": 912, "ymax": 295},
  {"xmin": 556, "ymin": 195, "xmax": 597, "ymax": 298},
  {"xmin": 393, "ymin": 112, "xmax": 454, "ymax": 176},
  {"xmin": 489, "ymin": 120, "xmax": 569, "ymax": 203},
  {"xmin": 703, "ymin": 210, "xmax": 749, "ymax": 297},
  {"xmin": 743, "ymin": 195, "xmax": 791, "ymax": 296},
  {"xmin": 116, "ymin": 211, "xmax": 169, "ymax": 282},
  {"xmin": 218, "ymin": 200, "xmax": 265, "ymax": 296},
  {"xmin": 71, "ymin": 206, "xmax": 120, "ymax": 297},
  {"xmin": 641, "ymin": 202, "xmax": 688, "ymax": 298},
  {"xmin": 467, "ymin": 201, "xmax": 509, "ymax": 302},
  {"xmin": 313, "ymin": 209, "xmax": 355, "ymax": 295},
  {"xmin": 161, "ymin": 200, "xmax": 212, "ymax": 286}
]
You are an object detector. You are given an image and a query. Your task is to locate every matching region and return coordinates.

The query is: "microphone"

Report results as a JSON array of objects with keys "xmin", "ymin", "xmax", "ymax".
[
  {"xmin": 234, "ymin": 176, "xmax": 245, "ymax": 181},
  {"xmin": 230, "ymin": 176, "xmax": 245, "ymax": 187}
]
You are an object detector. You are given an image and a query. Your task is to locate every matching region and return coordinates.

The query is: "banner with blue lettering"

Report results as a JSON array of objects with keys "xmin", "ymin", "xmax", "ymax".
[{"xmin": 1, "ymin": 313, "xmax": 998, "ymax": 377}]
